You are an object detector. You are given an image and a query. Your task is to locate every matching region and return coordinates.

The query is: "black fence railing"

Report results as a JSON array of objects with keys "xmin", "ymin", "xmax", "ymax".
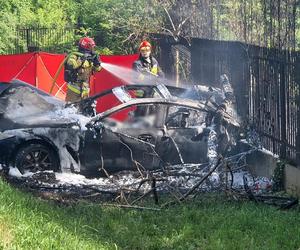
[
  {"xmin": 11, "ymin": 27, "xmax": 107, "ymax": 54},
  {"xmin": 10, "ymin": 27, "xmax": 79, "ymax": 54},
  {"xmin": 152, "ymin": 34, "xmax": 300, "ymax": 166}
]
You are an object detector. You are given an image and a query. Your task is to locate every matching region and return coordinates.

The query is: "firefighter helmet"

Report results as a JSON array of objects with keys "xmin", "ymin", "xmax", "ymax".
[
  {"xmin": 139, "ymin": 41, "xmax": 152, "ymax": 51},
  {"xmin": 79, "ymin": 37, "xmax": 96, "ymax": 50}
]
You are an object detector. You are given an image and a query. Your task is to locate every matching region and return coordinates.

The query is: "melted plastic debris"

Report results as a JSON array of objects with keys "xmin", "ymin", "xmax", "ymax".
[{"xmin": 231, "ymin": 170, "xmax": 273, "ymax": 194}]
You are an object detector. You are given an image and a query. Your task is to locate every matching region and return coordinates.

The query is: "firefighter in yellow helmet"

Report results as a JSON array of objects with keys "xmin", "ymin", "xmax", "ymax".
[
  {"xmin": 65, "ymin": 37, "xmax": 102, "ymax": 103},
  {"xmin": 132, "ymin": 41, "xmax": 164, "ymax": 85}
]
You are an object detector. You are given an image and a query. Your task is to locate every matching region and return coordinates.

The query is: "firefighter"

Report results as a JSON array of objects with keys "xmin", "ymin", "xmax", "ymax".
[
  {"xmin": 131, "ymin": 41, "xmax": 165, "ymax": 117},
  {"xmin": 132, "ymin": 41, "xmax": 164, "ymax": 84},
  {"xmin": 65, "ymin": 37, "xmax": 102, "ymax": 103}
]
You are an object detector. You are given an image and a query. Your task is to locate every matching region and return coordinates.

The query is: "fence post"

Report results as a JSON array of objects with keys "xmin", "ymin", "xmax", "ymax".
[
  {"xmin": 296, "ymin": 54, "xmax": 300, "ymax": 167},
  {"xmin": 228, "ymin": 42, "xmax": 249, "ymax": 120},
  {"xmin": 279, "ymin": 52, "xmax": 287, "ymax": 159},
  {"xmin": 26, "ymin": 28, "xmax": 30, "ymax": 52}
]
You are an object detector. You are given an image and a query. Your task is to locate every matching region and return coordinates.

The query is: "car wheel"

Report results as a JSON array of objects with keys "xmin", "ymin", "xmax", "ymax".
[{"xmin": 15, "ymin": 143, "xmax": 59, "ymax": 174}]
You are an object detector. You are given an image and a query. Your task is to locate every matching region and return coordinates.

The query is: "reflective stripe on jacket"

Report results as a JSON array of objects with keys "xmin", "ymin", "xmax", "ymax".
[
  {"xmin": 66, "ymin": 52, "xmax": 102, "ymax": 83},
  {"xmin": 67, "ymin": 82, "xmax": 89, "ymax": 96},
  {"xmin": 132, "ymin": 55, "xmax": 164, "ymax": 81}
]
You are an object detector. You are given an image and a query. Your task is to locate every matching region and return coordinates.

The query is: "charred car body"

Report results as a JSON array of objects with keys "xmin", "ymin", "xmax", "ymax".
[{"xmin": 0, "ymin": 78, "xmax": 239, "ymax": 177}]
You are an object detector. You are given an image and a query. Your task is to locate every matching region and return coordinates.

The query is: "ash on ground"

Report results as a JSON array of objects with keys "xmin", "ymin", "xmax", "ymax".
[{"xmin": 1, "ymin": 152, "xmax": 274, "ymax": 205}]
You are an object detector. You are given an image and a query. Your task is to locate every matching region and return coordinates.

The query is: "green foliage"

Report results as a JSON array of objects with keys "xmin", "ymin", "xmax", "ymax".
[
  {"xmin": 0, "ymin": 0, "xmax": 298, "ymax": 54},
  {"xmin": 0, "ymin": 12, "xmax": 18, "ymax": 54},
  {"xmin": 1, "ymin": 178, "xmax": 300, "ymax": 249},
  {"xmin": 0, "ymin": 0, "xmax": 33, "ymax": 53},
  {"xmin": 0, "ymin": 0, "xmax": 76, "ymax": 54},
  {"xmin": 77, "ymin": 0, "xmax": 163, "ymax": 54},
  {"xmin": 27, "ymin": 0, "xmax": 75, "ymax": 27}
]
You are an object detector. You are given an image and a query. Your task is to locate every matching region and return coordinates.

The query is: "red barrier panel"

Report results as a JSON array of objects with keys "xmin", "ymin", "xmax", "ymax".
[
  {"xmin": 0, "ymin": 53, "xmax": 37, "ymax": 84},
  {"xmin": 0, "ymin": 52, "xmax": 138, "ymax": 118},
  {"xmin": 91, "ymin": 54, "xmax": 138, "ymax": 118},
  {"xmin": 0, "ymin": 52, "xmax": 66, "ymax": 98}
]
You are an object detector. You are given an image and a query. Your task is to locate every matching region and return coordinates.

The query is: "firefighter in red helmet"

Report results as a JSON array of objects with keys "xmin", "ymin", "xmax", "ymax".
[
  {"xmin": 132, "ymin": 41, "xmax": 164, "ymax": 84},
  {"xmin": 65, "ymin": 37, "xmax": 102, "ymax": 103}
]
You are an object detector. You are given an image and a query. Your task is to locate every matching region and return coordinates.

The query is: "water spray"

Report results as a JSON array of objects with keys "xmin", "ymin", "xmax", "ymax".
[{"xmin": 101, "ymin": 62, "xmax": 178, "ymax": 87}]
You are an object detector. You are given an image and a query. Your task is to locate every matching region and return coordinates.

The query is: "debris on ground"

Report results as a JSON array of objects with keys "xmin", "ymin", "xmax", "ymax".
[{"xmin": 2, "ymin": 149, "xmax": 297, "ymax": 210}]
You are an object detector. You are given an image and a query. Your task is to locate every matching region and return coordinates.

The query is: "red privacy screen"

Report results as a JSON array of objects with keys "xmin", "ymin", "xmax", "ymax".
[{"xmin": 0, "ymin": 52, "xmax": 139, "ymax": 118}]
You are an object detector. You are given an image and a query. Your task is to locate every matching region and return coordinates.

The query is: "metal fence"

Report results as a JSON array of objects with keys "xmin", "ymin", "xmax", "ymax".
[
  {"xmin": 11, "ymin": 27, "xmax": 108, "ymax": 55},
  {"xmin": 10, "ymin": 27, "xmax": 78, "ymax": 54},
  {"xmin": 153, "ymin": 34, "xmax": 300, "ymax": 166}
]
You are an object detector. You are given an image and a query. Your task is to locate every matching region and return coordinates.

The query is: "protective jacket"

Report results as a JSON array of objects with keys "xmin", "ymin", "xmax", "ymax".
[
  {"xmin": 132, "ymin": 55, "xmax": 164, "ymax": 81},
  {"xmin": 65, "ymin": 51, "xmax": 101, "ymax": 102}
]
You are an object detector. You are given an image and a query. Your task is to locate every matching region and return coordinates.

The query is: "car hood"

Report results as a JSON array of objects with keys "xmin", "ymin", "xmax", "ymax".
[{"xmin": 0, "ymin": 82, "xmax": 88, "ymax": 131}]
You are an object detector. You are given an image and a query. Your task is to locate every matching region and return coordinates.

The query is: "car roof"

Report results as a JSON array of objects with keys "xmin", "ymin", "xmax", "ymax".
[
  {"xmin": 73, "ymin": 83, "xmax": 185, "ymax": 105},
  {"xmin": 88, "ymin": 97, "xmax": 215, "ymax": 123},
  {"xmin": 76, "ymin": 82, "xmax": 225, "ymax": 109}
]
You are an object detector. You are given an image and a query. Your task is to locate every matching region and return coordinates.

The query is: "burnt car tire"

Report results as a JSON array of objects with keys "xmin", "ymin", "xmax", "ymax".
[{"xmin": 14, "ymin": 144, "xmax": 59, "ymax": 174}]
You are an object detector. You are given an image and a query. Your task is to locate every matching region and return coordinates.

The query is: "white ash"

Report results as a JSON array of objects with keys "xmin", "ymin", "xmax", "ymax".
[
  {"xmin": 207, "ymin": 126, "xmax": 218, "ymax": 168},
  {"xmin": 8, "ymin": 167, "xmax": 24, "ymax": 178},
  {"xmin": 6, "ymin": 163, "xmax": 273, "ymax": 195}
]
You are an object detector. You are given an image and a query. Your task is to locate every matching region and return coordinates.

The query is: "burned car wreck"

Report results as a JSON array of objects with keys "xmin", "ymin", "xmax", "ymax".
[{"xmin": 0, "ymin": 78, "xmax": 240, "ymax": 177}]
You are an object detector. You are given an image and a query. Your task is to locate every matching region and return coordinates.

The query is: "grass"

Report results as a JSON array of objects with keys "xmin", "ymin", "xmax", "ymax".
[{"xmin": 0, "ymin": 178, "xmax": 300, "ymax": 250}]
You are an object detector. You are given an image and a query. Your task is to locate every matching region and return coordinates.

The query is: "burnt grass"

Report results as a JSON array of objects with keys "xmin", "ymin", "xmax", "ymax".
[{"xmin": 1, "ymin": 170, "xmax": 300, "ymax": 249}]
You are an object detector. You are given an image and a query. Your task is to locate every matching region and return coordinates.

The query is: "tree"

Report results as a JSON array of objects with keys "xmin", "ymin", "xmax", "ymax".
[{"xmin": 0, "ymin": 0, "xmax": 76, "ymax": 54}]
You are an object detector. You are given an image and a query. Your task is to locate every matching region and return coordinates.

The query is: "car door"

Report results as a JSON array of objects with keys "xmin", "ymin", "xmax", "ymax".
[
  {"xmin": 78, "ymin": 125, "xmax": 103, "ymax": 176},
  {"xmin": 85, "ymin": 103, "xmax": 166, "ymax": 175},
  {"xmin": 161, "ymin": 105, "xmax": 209, "ymax": 165}
]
